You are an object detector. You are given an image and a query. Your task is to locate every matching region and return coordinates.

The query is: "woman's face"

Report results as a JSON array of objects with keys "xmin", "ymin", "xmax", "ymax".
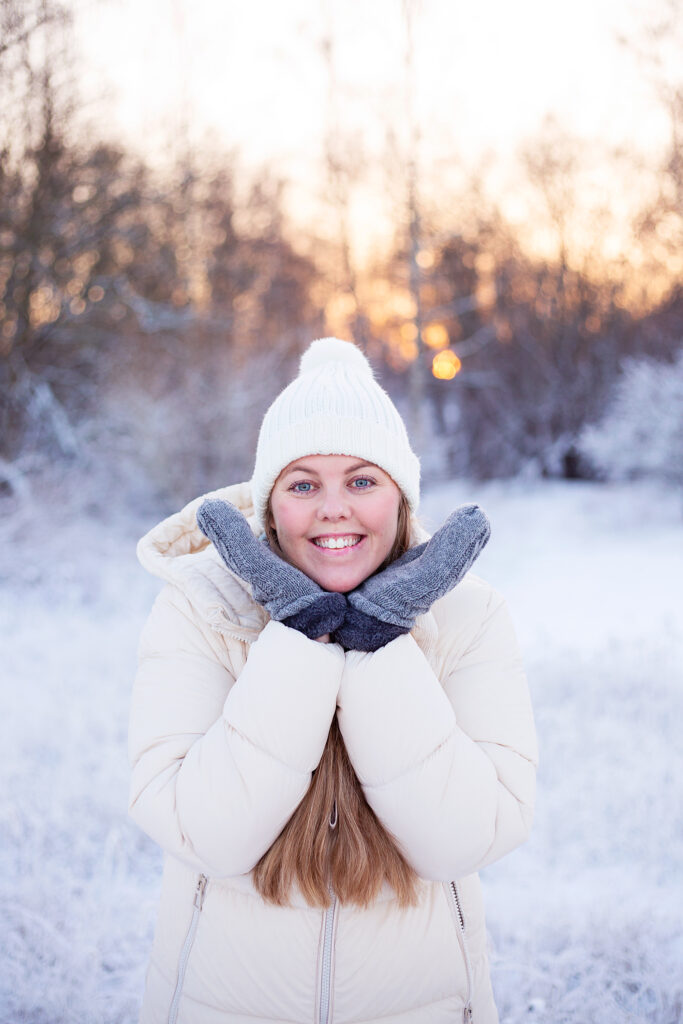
[{"xmin": 269, "ymin": 454, "xmax": 401, "ymax": 592}]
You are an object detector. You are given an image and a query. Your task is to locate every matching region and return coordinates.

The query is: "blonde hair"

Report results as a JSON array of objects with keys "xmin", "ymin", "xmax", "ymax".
[{"xmin": 254, "ymin": 494, "xmax": 419, "ymax": 908}]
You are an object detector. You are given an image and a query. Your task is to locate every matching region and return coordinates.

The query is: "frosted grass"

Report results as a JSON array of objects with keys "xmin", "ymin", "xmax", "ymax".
[{"xmin": 1, "ymin": 480, "xmax": 681, "ymax": 1022}]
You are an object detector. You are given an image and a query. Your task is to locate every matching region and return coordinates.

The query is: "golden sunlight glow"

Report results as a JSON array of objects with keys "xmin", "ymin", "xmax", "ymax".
[
  {"xmin": 432, "ymin": 349, "xmax": 462, "ymax": 380},
  {"xmin": 400, "ymin": 321, "xmax": 418, "ymax": 342},
  {"xmin": 327, "ymin": 292, "xmax": 357, "ymax": 321},
  {"xmin": 29, "ymin": 286, "xmax": 61, "ymax": 328},
  {"xmin": 416, "ymin": 249, "xmax": 435, "ymax": 269},
  {"xmin": 326, "ymin": 292, "xmax": 359, "ymax": 336},
  {"xmin": 392, "ymin": 293, "xmax": 417, "ymax": 320},
  {"xmin": 422, "ymin": 322, "xmax": 449, "ymax": 349}
]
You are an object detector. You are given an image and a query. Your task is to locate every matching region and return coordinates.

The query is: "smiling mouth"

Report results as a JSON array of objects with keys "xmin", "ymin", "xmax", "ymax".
[{"xmin": 311, "ymin": 534, "xmax": 363, "ymax": 550}]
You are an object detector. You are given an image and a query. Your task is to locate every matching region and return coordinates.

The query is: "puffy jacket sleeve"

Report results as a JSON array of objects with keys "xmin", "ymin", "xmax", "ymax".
[
  {"xmin": 336, "ymin": 578, "xmax": 538, "ymax": 880},
  {"xmin": 128, "ymin": 584, "xmax": 344, "ymax": 877}
]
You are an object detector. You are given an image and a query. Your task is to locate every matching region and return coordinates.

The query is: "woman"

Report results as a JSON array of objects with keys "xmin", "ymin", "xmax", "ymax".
[{"xmin": 129, "ymin": 337, "xmax": 538, "ymax": 1024}]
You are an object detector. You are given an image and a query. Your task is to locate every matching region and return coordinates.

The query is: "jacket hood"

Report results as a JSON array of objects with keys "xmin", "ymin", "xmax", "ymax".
[{"xmin": 136, "ymin": 482, "xmax": 269, "ymax": 642}]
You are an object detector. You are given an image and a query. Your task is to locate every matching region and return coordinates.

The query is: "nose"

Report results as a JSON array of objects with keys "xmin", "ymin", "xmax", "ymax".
[{"xmin": 316, "ymin": 485, "xmax": 351, "ymax": 522}]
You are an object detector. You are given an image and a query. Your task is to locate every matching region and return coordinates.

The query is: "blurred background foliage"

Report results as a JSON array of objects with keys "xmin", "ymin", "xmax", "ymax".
[{"xmin": 1, "ymin": 0, "xmax": 682, "ymax": 516}]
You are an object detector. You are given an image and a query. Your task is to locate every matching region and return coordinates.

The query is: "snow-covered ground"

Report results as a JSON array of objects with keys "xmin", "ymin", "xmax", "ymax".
[{"xmin": 1, "ymin": 479, "xmax": 682, "ymax": 1023}]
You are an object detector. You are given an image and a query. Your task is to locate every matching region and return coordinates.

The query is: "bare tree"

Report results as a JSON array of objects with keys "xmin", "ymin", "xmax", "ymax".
[
  {"xmin": 318, "ymin": 1, "xmax": 370, "ymax": 350},
  {"xmin": 0, "ymin": 0, "xmax": 65, "ymax": 60},
  {"xmin": 620, "ymin": 1, "xmax": 683, "ymax": 291},
  {"xmin": 402, "ymin": 0, "xmax": 426, "ymax": 451}
]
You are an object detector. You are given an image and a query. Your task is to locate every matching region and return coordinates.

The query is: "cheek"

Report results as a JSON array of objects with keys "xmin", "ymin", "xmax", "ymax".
[
  {"xmin": 270, "ymin": 499, "xmax": 307, "ymax": 547},
  {"xmin": 369, "ymin": 495, "xmax": 400, "ymax": 550},
  {"xmin": 383, "ymin": 519, "xmax": 399, "ymax": 552}
]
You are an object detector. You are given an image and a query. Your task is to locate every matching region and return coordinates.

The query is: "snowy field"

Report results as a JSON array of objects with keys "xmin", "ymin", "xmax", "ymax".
[{"xmin": 1, "ymin": 479, "xmax": 682, "ymax": 1024}]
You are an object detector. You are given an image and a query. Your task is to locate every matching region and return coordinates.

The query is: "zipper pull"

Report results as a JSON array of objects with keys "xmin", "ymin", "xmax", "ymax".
[
  {"xmin": 463, "ymin": 1004, "xmax": 473, "ymax": 1023},
  {"xmin": 329, "ymin": 800, "xmax": 338, "ymax": 830},
  {"xmin": 194, "ymin": 874, "xmax": 208, "ymax": 909}
]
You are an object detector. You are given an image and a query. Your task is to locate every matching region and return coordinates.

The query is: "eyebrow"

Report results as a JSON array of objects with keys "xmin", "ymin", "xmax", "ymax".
[{"xmin": 283, "ymin": 461, "xmax": 375, "ymax": 477}]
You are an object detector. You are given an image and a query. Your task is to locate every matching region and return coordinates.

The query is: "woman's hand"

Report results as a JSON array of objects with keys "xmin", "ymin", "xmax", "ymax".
[
  {"xmin": 333, "ymin": 504, "xmax": 491, "ymax": 652},
  {"xmin": 197, "ymin": 499, "xmax": 346, "ymax": 640}
]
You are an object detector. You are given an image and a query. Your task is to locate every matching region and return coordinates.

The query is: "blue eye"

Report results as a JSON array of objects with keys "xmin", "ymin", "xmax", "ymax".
[
  {"xmin": 351, "ymin": 477, "xmax": 374, "ymax": 489},
  {"xmin": 291, "ymin": 481, "xmax": 314, "ymax": 493}
]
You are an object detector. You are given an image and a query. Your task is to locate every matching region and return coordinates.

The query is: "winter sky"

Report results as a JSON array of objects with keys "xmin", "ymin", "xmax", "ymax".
[{"xmin": 71, "ymin": 0, "xmax": 677, "ymax": 259}]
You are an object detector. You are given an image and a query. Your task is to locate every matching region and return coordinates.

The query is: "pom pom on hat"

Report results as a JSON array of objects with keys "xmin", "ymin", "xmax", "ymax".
[
  {"xmin": 250, "ymin": 337, "xmax": 420, "ymax": 530},
  {"xmin": 299, "ymin": 337, "xmax": 375, "ymax": 377}
]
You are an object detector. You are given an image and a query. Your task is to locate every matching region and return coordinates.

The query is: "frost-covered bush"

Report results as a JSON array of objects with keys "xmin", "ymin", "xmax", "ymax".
[
  {"xmin": 579, "ymin": 348, "xmax": 683, "ymax": 485},
  {"xmin": 0, "ymin": 344, "xmax": 299, "ymax": 523}
]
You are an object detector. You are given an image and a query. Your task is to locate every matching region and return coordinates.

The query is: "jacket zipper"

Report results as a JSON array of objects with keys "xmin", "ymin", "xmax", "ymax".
[
  {"xmin": 445, "ymin": 881, "xmax": 474, "ymax": 1023},
  {"xmin": 318, "ymin": 802, "xmax": 339, "ymax": 1024},
  {"xmin": 168, "ymin": 874, "xmax": 208, "ymax": 1024},
  {"xmin": 319, "ymin": 887, "xmax": 337, "ymax": 1024}
]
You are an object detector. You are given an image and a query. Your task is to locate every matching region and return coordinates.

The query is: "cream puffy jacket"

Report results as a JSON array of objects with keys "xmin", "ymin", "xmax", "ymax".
[{"xmin": 129, "ymin": 483, "xmax": 538, "ymax": 1024}]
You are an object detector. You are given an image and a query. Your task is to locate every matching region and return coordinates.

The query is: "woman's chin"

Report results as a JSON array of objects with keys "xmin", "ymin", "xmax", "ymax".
[
  {"xmin": 309, "ymin": 565, "xmax": 368, "ymax": 593},
  {"xmin": 299, "ymin": 543, "xmax": 373, "ymax": 593},
  {"xmin": 315, "ymin": 573, "xmax": 363, "ymax": 593}
]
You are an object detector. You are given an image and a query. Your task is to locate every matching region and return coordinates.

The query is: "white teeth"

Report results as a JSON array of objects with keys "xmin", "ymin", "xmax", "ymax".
[{"xmin": 313, "ymin": 535, "xmax": 361, "ymax": 550}]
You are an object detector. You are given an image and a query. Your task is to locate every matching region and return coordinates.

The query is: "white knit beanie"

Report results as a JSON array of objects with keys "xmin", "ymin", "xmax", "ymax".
[{"xmin": 250, "ymin": 337, "xmax": 420, "ymax": 530}]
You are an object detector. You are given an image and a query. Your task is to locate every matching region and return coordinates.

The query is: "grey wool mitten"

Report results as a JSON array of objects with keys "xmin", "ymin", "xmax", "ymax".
[
  {"xmin": 196, "ymin": 499, "xmax": 346, "ymax": 640},
  {"xmin": 333, "ymin": 504, "xmax": 491, "ymax": 652}
]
